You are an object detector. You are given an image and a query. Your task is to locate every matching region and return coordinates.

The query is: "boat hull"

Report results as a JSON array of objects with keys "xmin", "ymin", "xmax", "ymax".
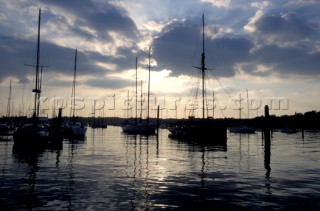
[
  {"xmin": 121, "ymin": 124, "xmax": 156, "ymax": 135},
  {"xmin": 63, "ymin": 124, "xmax": 87, "ymax": 139},
  {"xmin": 168, "ymin": 120, "xmax": 227, "ymax": 144},
  {"xmin": 228, "ymin": 126, "xmax": 256, "ymax": 134},
  {"xmin": 13, "ymin": 124, "xmax": 49, "ymax": 149}
]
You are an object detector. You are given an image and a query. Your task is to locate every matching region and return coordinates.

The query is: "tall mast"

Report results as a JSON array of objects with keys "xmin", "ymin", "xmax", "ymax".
[
  {"xmin": 147, "ymin": 47, "xmax": 151, "ymax": 123},
  {"xmin": 194, "ymin": 13, "xmax": 207, "ymax": 120},
  {"xmin": 32, "ymin": 8, "xmax": 41, "ymax": 118},
  {"xmin": 71, "ymin": 48, "xmax": 77, "ymax": 122},
  {"xmin": 135, "ymin": 57, "xmax": 138, "ymax": 124},
  {"xmin": 201, "ymin": 13, "xmax": 206, "ymax": 120}
]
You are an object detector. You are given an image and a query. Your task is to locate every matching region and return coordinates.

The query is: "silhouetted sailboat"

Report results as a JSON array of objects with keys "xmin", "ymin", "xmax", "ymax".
[
  {"xmin": 62, "ymin": 49, "xmax": 87, "ymax": 139},
  {"xmin": 90, "ymin": 100, "xmax": 107, "ymax": 129},
  {"xmin": 168, "ymin": 14, "xmax": 227, "ymax": 143},
  {"xmin": 13, "ymin": 8, "xmax": 50, "ymax": 148},
  {"xmin": 121, "ymin": 51, "xmax": 156, "ymax": 135},
  {"xmin": 228, "ymin": 91, "xmax": 256, "ymax": 133}
]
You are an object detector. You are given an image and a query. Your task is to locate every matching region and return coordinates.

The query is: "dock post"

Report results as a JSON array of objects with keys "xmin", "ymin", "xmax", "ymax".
[{"xmin": 263, "ymin": 105, "xmax": 271, "ymax": 177}]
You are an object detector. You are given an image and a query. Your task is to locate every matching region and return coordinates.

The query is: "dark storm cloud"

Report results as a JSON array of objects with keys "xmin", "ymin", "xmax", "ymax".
[
  {"xmin": 254, "ymin": 45, "xmax": 320, "ymax": 75},
  {"xmin": 152, "ymin": 21, "xmax": 203, "ymax": 74},
  {"xmin": 0, "ymin": 36, "xmax": 105, "ymax": 83},
  {"xmin": 0, "ymin": 0, "xmax": 142, "ymax": 89},
  {"xmin": 248, "ymin": 12, "xmax": 320, "ymax": 76},
  {"xmin": 152, "ymin": 11, "xmax": 320, "ymax": 78},
  {"xmin": 152, "ymin": 21, "xmax": 253, "ymax": 77},
  {"xmin": 42, "ymin": 0, "xmax": 139, "ymax": 40},
  {"xmin": 0, "ymin": 36, "xmax": 30, "ymax": 83},
  {"xmin": 206, "ymin": 37, "xmax": 253, "ymax": 77},
  {"xmin": 253, "ymin": 12, "xmax": 315, "ymax": 43}
]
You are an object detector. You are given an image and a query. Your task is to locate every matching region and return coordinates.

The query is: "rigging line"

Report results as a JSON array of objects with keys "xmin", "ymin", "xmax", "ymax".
[
  {"xmin": 211, "ymin": 75, "xmax": 233, "ymax": 100},
  {"xmin": 207, "ymin": 69, "xmax": 235, "ymax": 102}
]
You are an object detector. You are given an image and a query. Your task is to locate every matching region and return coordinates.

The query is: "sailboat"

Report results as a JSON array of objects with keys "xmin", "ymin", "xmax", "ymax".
[
  {"xmin": 13, "ymin": 8, "xmax": 50, "ymax": 148},
  {"xmin": 168, "ymin": 14, "xmax": 227, "ymax": 143},
  {"xmin": 121, "ymin": 51, "xmax": 156, "ymax": 134},
  {"xmin": 90, "ymin": 100, "xmax": 107, "ymax": 129},
  {"xmin": 228, "ymin": 91, "xmax": 256, "ymax": 134},
  {"xmin": 62, "ymin": 49, "xmax": 87, "ymax": 139}
]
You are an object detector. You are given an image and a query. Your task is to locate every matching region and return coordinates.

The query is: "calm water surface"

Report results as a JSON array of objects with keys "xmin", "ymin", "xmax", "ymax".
[{"xmin": 0, "ymin": 126, "xmax": 320, "ymax": 210}]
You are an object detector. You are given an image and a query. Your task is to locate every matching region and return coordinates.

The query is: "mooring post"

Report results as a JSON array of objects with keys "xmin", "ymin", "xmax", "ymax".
[{"xmin": 264, "ymin": 105, "xmax": 271, "ymax": 176}]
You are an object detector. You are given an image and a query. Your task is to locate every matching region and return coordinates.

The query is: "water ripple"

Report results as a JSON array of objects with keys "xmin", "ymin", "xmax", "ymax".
[{"xmin": 0, "ymin": 127, "xmax": 320, "ymax": 210}]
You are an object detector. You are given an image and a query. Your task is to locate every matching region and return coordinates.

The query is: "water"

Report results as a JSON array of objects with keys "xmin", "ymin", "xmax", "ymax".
[{"xmin": 1, "ymin": 126, "xmax": 320, "ymax": 210}]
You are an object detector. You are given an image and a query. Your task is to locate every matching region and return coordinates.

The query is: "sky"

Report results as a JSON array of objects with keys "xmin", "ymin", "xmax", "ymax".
[{"xmin": 0, "ymin": 0, "xmax": 319, "ymax": 119}]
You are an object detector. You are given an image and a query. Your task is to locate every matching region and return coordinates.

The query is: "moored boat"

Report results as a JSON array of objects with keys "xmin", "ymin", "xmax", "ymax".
[
  {"xmin": 63, "ymin": 49, "xmax": 87, "ymax": 140},
  {"xmin": 121, "ymin": 54, "xmax": 156, "ymax": 135},
  {"xmin": 13, "ymin": 8, "xmax": 50, "ymax": 149},
  {"xmin": 167, "ymin": 14, "xmax": 227, "ymax": 144},
  {"xmin": 281, "ymin": 127, "xmax": 298, "ymax": 134},
  {"xmin": 228, "ymin": 125, "xmax": 256, "ymax": 134}
]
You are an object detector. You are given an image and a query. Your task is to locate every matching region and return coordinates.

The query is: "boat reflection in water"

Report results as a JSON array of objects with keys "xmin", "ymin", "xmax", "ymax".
[{"xmin": 123, "ymin": 128, "xmax": 227, "ymax": 210}]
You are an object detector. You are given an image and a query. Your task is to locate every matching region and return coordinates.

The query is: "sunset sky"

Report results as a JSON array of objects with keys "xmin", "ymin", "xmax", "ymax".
[{"xmin": 0, "ymin": 0, "xmax": 319, "ymax": 119}]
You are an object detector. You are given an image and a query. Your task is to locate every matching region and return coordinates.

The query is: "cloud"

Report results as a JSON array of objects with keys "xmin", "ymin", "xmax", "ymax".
[
  {"xmin": 42, "ymin": 0, "xmax": 139, "ymax": 41},
  {"xmin": 200, "ymin": 0, "xmax": 231, "ymax": 8},
  {"xmin": 246, "ymin": 11, "xmax": 316, "ymax": 46},
  {"xmin": 151, "ymin": 8, "xmax": 320, "ymax": 80},
  {"xmin": 86, "ymin": 77, "xmax": 132, "ymax": 89},
  {"xmin": 152, "ymin": 20, "xmax": 253, "ymax": 78},
  {"xmin": 0, "ymin": 35, "xmax": 106, "ymax": 82},
  {"xmin": 254, "ymin": 45, "xmax": 320, "ymax": 76},
  {"xmin": 1, "ymin": 0, "xmax": 320, "ymax": 97}
]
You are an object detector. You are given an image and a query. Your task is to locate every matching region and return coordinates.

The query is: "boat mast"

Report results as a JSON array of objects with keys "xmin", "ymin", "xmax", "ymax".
[
  {"xmin": 135, "ymin": 57, "xmax": 138, "ymax": 125},
  {"xmin": 32, "ymin": 8, "xmax": 41, "ymax": 118},
  {"xmin": 194, "ymin": 14, "xmax": 207, "ymax": 120},
  {"xmin": 147, "ymin": 47, "xmax": 151, "ymax": 123},
  {"xmin": 71, "ymin": 48, "xmax": 77, "ymax": 123},
  {"xmin": 201, "ymin": 14, "xmax": 206, "ymax": 120}
]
